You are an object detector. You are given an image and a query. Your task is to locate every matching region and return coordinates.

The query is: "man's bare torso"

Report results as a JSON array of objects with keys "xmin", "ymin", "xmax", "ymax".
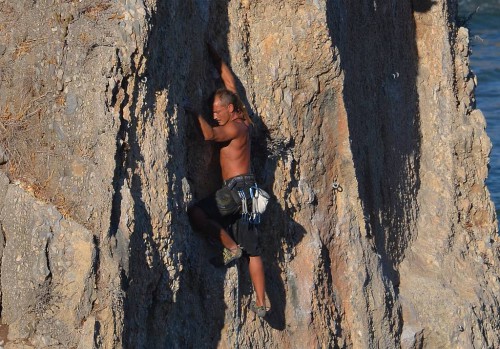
[{"xmin": 219, "ymin": 119, "xmax": 251, "ymax": 180}]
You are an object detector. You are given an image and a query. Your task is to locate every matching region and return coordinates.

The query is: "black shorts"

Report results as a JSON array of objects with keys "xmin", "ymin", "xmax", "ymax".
[{"xmin": 193, "ymin": 174, "xmax": 262, "ymax": 256}]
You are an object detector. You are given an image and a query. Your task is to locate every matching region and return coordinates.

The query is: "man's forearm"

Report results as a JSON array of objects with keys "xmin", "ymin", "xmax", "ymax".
[
  {"xmin": 195, "ymin": 114, "xmax": 215, "ymax": 141},
  {"xmin": 219, "ymin": 62, "xmax": 237, "ymax": 93},
  {"xmin": 208, "ymin": 44, "xmax": 237, "ymax": 93}
]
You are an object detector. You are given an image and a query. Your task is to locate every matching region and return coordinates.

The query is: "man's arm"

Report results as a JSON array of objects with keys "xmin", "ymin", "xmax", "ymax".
[
  {"xmin": 219, "ymin": 61, "xmax": 237, "ymax": 94},
  {"xmin": 193, "ymin": 112, "xmax": 240, "ymax": 142},
  {"xmin": 207, "ymin": 44, "xmax": 238, "ymax": 94}
]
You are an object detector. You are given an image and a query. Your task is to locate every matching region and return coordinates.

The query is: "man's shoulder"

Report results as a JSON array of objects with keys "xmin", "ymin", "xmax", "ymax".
[
  {"xmin": 227, "ymin": 119, "xmax": 249, "ymax": 134},
  {"xmin": 234, "ymin": 118, "xmax": 250, "ymax": 128}
]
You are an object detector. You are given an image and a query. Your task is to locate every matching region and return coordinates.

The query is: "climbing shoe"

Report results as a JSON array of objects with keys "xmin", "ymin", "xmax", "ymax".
[
  {"xmin": 250, "ymin": 301, "xmax": 267, "ymax": 318},
  {"xmin": 210, "ymin": 246, "xmax": 242, "ymax": 267},
  {"xmin": 223, "ymin": 246, "xmax": 242, "ymax": 265}
]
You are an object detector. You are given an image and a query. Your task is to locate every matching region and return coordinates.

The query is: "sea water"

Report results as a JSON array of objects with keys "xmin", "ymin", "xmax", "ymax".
[{"xmin": 459, "ymin": 0, "xmax": 500, "ymax": 224}]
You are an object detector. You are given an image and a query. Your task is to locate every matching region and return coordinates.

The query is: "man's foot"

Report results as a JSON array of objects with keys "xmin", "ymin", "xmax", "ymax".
[
  {"xmin": 249, "ymin": 301, "xmax": 267, "ymax": 318},
  {"xmin": 210, "ymin": 246, "xmax": 243, "ymax": 267},
  {"xmin": 223, "ymin": 246, "xmax": 243, "ymax": 265}
]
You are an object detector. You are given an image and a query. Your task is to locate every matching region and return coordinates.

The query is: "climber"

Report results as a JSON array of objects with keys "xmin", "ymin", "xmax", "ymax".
[{"xmin": 186, "ymin": 45, "xmax": 268, "ymax": 318}]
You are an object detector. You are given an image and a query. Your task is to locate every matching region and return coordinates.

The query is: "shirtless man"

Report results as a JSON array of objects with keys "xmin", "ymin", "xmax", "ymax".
[{"xmin": 187, "ymin": 52, "xmax": 267, "ymax": 317}]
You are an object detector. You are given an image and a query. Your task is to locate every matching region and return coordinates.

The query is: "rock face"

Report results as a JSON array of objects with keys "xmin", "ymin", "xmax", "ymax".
[
  {"xmin": 1, "ymin": 176, "xmax": 96, "ymax": 348},
  {"xmin": 0, "ymin": 0, "xmax": 498, "ymax": 348}
]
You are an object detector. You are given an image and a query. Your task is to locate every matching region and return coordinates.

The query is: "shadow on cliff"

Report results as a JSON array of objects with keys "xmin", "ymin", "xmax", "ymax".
[
  {"xmin": 250, "ymin": 120, "xmax": 308, "ymax": 332},
  {"xmin": 107, "ymin": 46, "xmax": 165, "ymax": 347},
  {"xmin": 412, "ymin": 0, "xmax": 437, "ymax": 13},
  {"xmin": 108, "ymin": 68, "xmax": 172, "ymax": 347},
  {"xmin": 325, "ymin": 0, "xmax": 432, "ymax": 340},
  {"xmin": 109, "ymin": 1, "xmax": 229, "ymax": 347},
  {"xmin": 108, "ymin": 26, "xmax": 177, "ymax": 348}
]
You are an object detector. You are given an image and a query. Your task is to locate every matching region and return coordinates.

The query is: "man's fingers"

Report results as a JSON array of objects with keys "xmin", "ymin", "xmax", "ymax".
[
  {"xmin": 206, "ymin": 42, "xmax": 221, "ymax": 63},
  {"xmin": 182, "ymin": 97, "xmax": 196, "ymax": 114}
]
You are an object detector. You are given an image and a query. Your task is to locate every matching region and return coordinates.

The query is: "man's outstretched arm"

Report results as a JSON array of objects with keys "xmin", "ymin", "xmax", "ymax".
[
  {"xmin": 219, "ymin": 61, "xmax": 237, "ymax": 94},
  {"xmin": 207, "ymin": 44, "xmax": 238, "ymax": 94}
]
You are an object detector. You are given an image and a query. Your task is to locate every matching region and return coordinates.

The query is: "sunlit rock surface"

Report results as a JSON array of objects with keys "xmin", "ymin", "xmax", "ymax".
[{"xmin": 0, "ymin": 0, "xmax": 498, "ymax": 348}]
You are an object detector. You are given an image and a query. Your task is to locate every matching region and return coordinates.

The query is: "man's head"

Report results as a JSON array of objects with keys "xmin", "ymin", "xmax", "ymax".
[
  {"xmin": 212, "ymin": 88, "xmax": 252, "ymax": 126},
  {"xmin": 212, "ymin": 89, "xmax": 236, "ymax": 126}
]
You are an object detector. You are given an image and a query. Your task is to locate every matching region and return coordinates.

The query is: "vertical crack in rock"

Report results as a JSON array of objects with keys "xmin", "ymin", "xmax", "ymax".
[
  {"xmin": 109, "ymin": 48, "xmax": 132, "ymax": 242},
  {"xmin": 312, "ymin": 244, "xmax": 349, "ymax": 348}
]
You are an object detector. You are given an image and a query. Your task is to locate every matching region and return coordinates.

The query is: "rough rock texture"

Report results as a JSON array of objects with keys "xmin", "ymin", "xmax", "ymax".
[
  {"xmin": 1, "ymin": 172, "xmax": 96, "ymax": 348},
  {"xmin": 0, "ymin": 0, "xmax": 498, "ymax": 348}
]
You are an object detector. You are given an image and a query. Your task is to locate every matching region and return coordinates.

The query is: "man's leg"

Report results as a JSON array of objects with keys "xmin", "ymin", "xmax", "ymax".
[
  {"xmin": 188, "ymin": 205, "xmax": 239, "ymax": 253},
  {"xmin": 249, "ymin": 255, "xmax": 266, "ymax": 307}
]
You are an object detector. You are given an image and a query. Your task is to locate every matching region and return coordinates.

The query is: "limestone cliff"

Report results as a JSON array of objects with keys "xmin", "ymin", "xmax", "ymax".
[{"xmin": 0, "ymin": 0, "xmax": 498, "ymax": 348}]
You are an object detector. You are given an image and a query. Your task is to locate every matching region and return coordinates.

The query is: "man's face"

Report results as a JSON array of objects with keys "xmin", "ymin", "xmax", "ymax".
[{"xmin": 213, "ymin": 97, "xmax": 232, "ymax": 126}]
